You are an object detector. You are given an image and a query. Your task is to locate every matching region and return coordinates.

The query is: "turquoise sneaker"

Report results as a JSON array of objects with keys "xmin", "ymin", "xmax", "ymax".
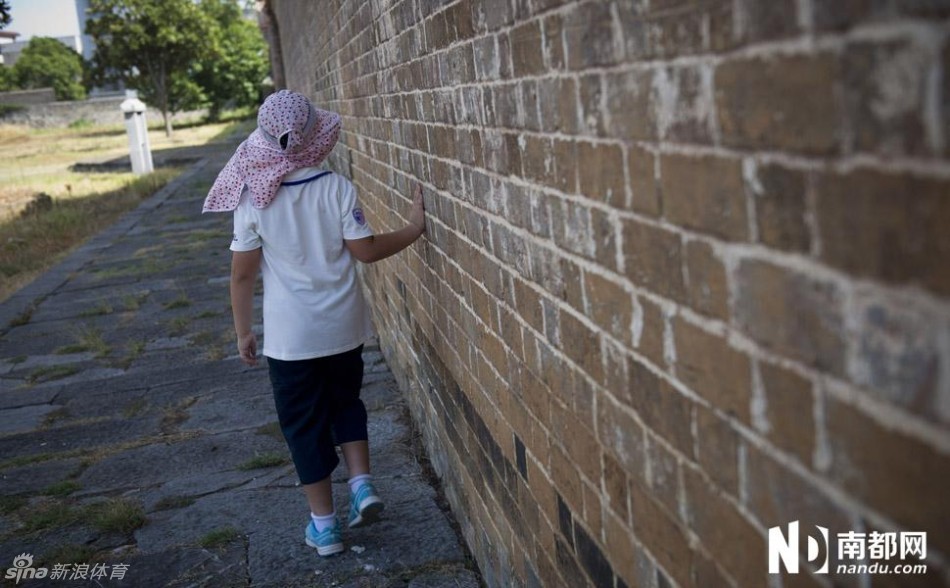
[
  {"xmin": 348, "ymin": 482, "xmax": 385, "ymax": 528},
  {"xmin": 304, "ymin": 520, "xmax": 344, "ymax": 556}
]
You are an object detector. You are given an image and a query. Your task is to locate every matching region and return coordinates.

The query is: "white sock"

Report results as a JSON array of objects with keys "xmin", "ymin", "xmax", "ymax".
[
  {"xmin": 310, "ymin": 512, "xmax": 336, "ymax": 533},
  {"xmin": 348, "ymin": 474, "xmax": 372, "ymax": 495}
]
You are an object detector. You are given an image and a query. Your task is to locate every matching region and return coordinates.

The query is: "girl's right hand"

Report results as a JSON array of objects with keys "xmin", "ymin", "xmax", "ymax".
[{"xmin": 409, "ymin": 184, "xmax": 426, "ymax": 235}]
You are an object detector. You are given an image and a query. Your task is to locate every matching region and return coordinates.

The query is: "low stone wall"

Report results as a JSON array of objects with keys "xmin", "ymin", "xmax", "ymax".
[
  {"xmin": 0, "ymin": 88, "xmax": 56, "ymax": 106},
  {"xmin": 0, "ymin": 91, "xmax": 207, "ymax": 128}
]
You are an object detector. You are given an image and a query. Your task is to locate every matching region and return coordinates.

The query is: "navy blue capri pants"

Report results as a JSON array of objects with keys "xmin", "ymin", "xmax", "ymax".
[{"xmin": 266, "ymin": 344, "xmax": 367, "ymax": 485}]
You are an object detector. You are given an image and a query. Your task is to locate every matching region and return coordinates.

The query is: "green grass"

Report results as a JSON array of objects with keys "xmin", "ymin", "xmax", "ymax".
[
  {"xmin": 27, "ymin": 365, "xmax": 80, "ymax": 385},
  {"xmin": 0, "ymin": 114, "xmax": 253, "ymax": 303},
  {"xmin": 20, "ymin": 500, "xmax": 81, "ymax": 532},
  {"xmin": 255, "ymin": 422, "xmax": 284, "ymax": 442},
  {"xmin": 78, "ymin": 302, "xmax": 114, "ymax": 317},
  {"xmin": 236, "ymin": 452, "xmax": 290, "ymax": 471},
  {"xmin": 39, "ymin": 544, "xmax": 97, "ymax": 567},
  {"xmin": 42, "ymin": 480, "xmax": 81, "ymax": 497},
  {"xmin": 0, "ymin": 495, "xmax": 28, "ymax": 515},
  {"xmin": 153, "ymin": 495, "xmax": 196, "ymax": 512},
  {"xmin": 54, "ymin": 327, "xmax": 110, "ymax": 357},
  {"xmin": 198, "ymin": 526, "xmax": 242, "ymax": 549},
  {"xmin": 87, "ymin": 498, "xmax": 147, "ymax": 534},
  {"xmin": 163, "ymin": 295, "xmax": 192, "ymax": 310}
]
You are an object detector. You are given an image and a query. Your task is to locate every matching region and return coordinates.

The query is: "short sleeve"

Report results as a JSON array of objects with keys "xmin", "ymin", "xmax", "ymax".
[
  {"xmin": 230, "ymin": 197, "xmax": 262, "ymax": 252},
  {"xmin": 340, "ymin": 181, "xmax": 374, "ymax": 240}
]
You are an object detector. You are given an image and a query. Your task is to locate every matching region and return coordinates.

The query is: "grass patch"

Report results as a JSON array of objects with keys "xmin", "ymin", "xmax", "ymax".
[
  {"xmin": 78, "ymin": 302, "xmax": 114, "ymax": 317},
  {"xmin": 167, "ymin": 316, "xmax": 191, "ymax": 336},
  {"xmin": 42, "ymin": 480, "xmax": 81, "ymax": 497},
  {"xmin": 194, "ymin": 310, "xmax": 221, "ymax": 319},
  {"xmin": 163, "ymin": 295, "xmax": 192, "ymax": 310},
  {"xmin": 122, "ymin": 397, "xmax": 149, "ymax": 418},
  {"xmin": 0, "ymin": 495, "xmax": 28, "ymax": 515},
  {"xmin": 197, "ymin": 526, "xmax": 242, "ymax": 549},
  {"xmin": 0, "ymin": 114, "xmax": 252, "ymax": 303},
  {"xmin": 42, "ymin": 407, "xmax": 70, "ymax": 427},
  {"xmin": 87, "ymin": 498, "xmax": 147, "ymax": 534},
  {"xmin": 20, "ymin": 500, "xmax": 81, "ymax": 532},
  {"xmin": 0, "ymin": 170, "xmax": 180, "ymax": 301},
  {"xmin": 39, "ymin": 544, "xmax": 98, "ymax": 568},
  {"xmin": 236, "ymin": 452, "xmax": 289, "ymax": 471},
  {"xmin": 153, "ymin": 495, "xmax": 195, "ymax": 512},
  {"xmin": 114, "ymin": 338, "xmax": 146, "ymax": 370},
  {"xmin": 55, "ymin": 327, "xmax": 110, "ymax": 358},
  {"xmin": 121, "ymin": 290, "xmax": 150, "ymax": 311},
  {"xmin": 27, "ymin": 365, "xmax": 80, "ymax": 385},
  {"xmin": 255, "ymin": 422, "xmax": 284, "ymax": 442}
]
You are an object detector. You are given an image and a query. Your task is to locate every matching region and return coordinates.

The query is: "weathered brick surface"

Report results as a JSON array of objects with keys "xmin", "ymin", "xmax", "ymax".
[{"xmin": 268, "ymin": 0, "xmax": 950, "ymax": 585}]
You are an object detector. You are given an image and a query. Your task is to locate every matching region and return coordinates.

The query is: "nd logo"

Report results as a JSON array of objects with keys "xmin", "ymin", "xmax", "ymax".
[{"xmin": 768, "ymin": 521, "xmax": 830, "ymax": 574}]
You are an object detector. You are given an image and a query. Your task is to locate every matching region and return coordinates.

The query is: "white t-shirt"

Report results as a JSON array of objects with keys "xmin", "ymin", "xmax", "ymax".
[{"xmin": 230, "ymin": 167, "xmax": 375, "ymax": 360}]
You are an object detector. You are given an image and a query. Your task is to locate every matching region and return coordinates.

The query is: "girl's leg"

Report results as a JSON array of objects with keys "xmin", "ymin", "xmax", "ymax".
[{"xmin": 340, "ymin": 440, "xmax": 370, "ymax": 477}]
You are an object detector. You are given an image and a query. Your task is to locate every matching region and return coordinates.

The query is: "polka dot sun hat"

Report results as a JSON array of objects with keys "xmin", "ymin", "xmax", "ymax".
[{"xmin": 202, "ymin": 90, "xmax": 342, "ymax": 213}]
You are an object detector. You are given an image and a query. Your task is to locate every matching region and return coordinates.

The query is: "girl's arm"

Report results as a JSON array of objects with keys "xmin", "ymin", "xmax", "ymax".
[
  {"xmin": 230, "ymin": 248, "xmax": 262, "ymax": 366},
  {"xmin": 344, "ymin": 185, "xmax": 425, "ymax": 263}
]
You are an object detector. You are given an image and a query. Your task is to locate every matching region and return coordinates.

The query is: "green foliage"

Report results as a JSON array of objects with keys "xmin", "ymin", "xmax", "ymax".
[
  {"xmin": 13, "ymin": 37, "xmax": 87, "ymax": 100},
  {"xmin": 0, "ymin": 0, "xmax": 10, "ymax": 30},
  {"xmin": 193, "ymin": 0, "xmax": 269, "ymax": 120},
  {"xmin": 87, "ymin": 0, "xmax": 268, "ymax": 134},
  {"xmin": 87, "ymin": 0, "xmax": 215, "ymax": 134},
  {"xmin": 0, "ymin": 65, "xmax": 16, "ymax": 92}
]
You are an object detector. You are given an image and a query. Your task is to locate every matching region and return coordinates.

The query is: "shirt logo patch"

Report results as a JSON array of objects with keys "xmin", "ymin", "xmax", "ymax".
[{"xmin": 352, "ymin": 208, "xmax": 366, "ymax": 226}]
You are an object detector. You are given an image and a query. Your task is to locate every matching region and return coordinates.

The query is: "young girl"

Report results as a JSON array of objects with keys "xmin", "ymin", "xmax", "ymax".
[{"xmin": 203, "ymin": 90, "xmax": 425, "ymax": 556}]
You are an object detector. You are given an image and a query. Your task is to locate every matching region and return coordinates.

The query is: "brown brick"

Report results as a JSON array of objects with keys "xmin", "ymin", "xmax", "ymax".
[
  {"xmin": 734, "ymin": 259, "xmax": 846, "ymax": 376},
  {"xmin": 605, "ymin": 69, "xmax": 657, "ymax": 140},
  {"xmin": 558, "ymin": 308, "xmax": 603, "ymax": 383},
  {"xmin": 628, "ymin": 145, "xmax": 660, "ymax": 216},
  {"xmin": 636, "ymin": 296, "xmax": 667, "ymax": 369},
  {"xmin": 550, "ymin": 401, "xmax": 599, "ymax": 483},
  {"xmin": 659, "ymin": 152, "xmax": 747, "ymax": 241},
  {"xmin": 578, "ymin": 73, "xmax": 607, "ymax": 137},
  {"xmin": 843, "ymin": 38, "xmax": 932, "ymax": 157},
  {"xmin": 603, "ymin": 452, "xmax": 630, "ymax": 523},
  {"xmin": 715, "ymin": 53, "xmax": 840, "ymax": 155},
  {"xmin": 603, "ymin": 511, "xmax": 637, "ymax": 585},
  {"xmin": 759, "ymin": 361, "xmax": 815, "ymax": 465},
  {"xmin": 683, "ymin": 467, "xmax": 766, "ymax": 588},
  {"xmin": 825, "ymin": 396, "xmax": 950, "ymax": 554},
  {"xmin": 597, "ymin": 394, "xmax": 647, "ymax": 481},
  {"xmin": 552, "ymin": 138, "xmax": 577, "ymax": 193},
  {"xmin": 511, "ymin": 20, "xmax": 545, "ymax": 78},
  {"xmin": 577, "ymin": 141, "xmax": 626, "ymax": 208},
  {"xmin": 621, "ymin": 219, "xmax": 685, "ymax": 302},
  {"xmin": 673, "ymin": 318, "xmax": 752, "ymax": 423},
  {"xmin": 542, "ymin": 14, "xmax": 565, "ymax": 71},
  {"xmin": 815, "ymin": 168, "xmax": 950, "ymax": 297},
  {"xmin": 630, "ymin": 480, "xmax": 693, "ymax": 588},
  {"xmin": 753, "ymin": 162, "xmax": 811, "ymax": 253},
  {"xmin": 694, "ymin": 406, "xmax": 739, "ymax": 496},
  {"xmin": 646, "ymin": 433, "xmax": 682, "ymax": 517},
  {"xmin": 655, "ymin": 65, "xmax": 715, "ymax": 143},
  {"xmin": 683, "ymin": 240, "xmax": 729, "ymax": 320},
  {"xmin": 743, "ymin": 445, "xmax": 854, "ymax": 567},
  {"xmin": 626, "ymin": 359, "xmax": 695, "ymax": 459},
  {"xmin": 538, "ymin": 77, "xmax": 578, "ymax": 134},
  {"xmin": 584, "ymin": 271, "xmax": 634, "ymax": 346},
  {"xmin": 564, "ymin": 1, "xmax": 619, "ymax": 70}
]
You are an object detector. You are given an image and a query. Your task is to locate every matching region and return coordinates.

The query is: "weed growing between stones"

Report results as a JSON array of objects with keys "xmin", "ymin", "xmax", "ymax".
[
  {"xmin": 87, "ymin": 498, "xmax": 147, "ymax": 534},
  {"xmin": 27, "ymin": 365, "xmax": 80, "ymax": 385},
  {"xmin": 153, "ymin": 495, "xmax": 196, "ymax": 512},
  {"xmin": 237, "ymin": 452, "xmax": 289, "ymax": 471},
  {"xmin": 197, "ymin": 527, "xmax": 242, "ymax": 549},
  {"xmin": 42, "ymin": 481, "xmax": 81, "ymax": 497}
]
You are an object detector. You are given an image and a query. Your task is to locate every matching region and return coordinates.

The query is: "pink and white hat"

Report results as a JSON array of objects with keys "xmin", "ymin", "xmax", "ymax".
[{"xmin": 202, "ymin": 90, "xmax": 342, "ymax": 213}]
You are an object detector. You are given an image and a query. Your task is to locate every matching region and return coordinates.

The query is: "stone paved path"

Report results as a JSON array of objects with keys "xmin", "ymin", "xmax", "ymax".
[{"xmin": 0, "ymin": 132, "xmax": 480, "ymax": 588}]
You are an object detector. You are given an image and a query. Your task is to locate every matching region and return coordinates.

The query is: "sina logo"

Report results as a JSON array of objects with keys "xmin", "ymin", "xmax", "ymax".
[{"xmin": 5, "ymin": 553, "xmax": 49, "ymax": 584}]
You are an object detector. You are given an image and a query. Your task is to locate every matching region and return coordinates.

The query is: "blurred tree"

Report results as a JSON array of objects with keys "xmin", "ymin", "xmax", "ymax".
[
  {"xmin": 86, "ymin": 0, "xmax": 214, "ymax": 136},
  {"xmin": 0, "ymin": 66, "xmax": 15, "ymax": 92},
  {"xmin": 0, "ymin": 0, "xmax": 10, "ymax": 30},
  {"xmin": 194, "ymin": 0, "xmax": 269, "ymax": 120},
  {"xmin": 14, "ymin": 37, "xmax": 87, "ymax": 100}
]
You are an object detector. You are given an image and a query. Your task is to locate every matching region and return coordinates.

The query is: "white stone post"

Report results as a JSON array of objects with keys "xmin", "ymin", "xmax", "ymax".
[{"xmin": 120, "ymin": 90, "xmax": 154, "ymax": 175}]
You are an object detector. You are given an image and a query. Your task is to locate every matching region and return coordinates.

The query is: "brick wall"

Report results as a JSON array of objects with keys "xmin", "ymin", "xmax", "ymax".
[{"xmin": 266, "ymin": 1, "xmax": 950, "ymax": 586}]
